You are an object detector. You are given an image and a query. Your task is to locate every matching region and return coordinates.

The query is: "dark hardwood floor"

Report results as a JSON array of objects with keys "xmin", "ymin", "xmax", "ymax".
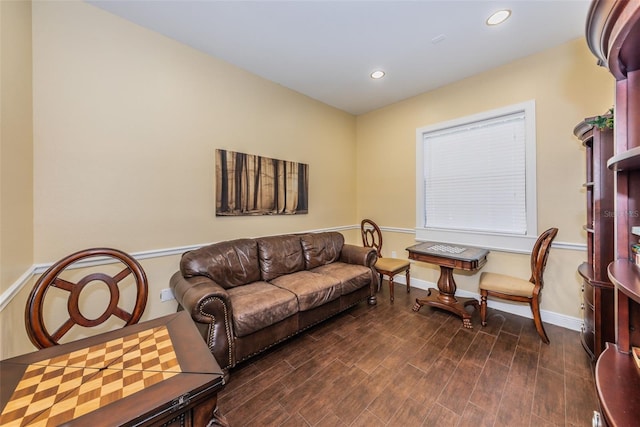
[{"xmin": 217, "ymin": 284, "xmax": 598, "ymax": 426}]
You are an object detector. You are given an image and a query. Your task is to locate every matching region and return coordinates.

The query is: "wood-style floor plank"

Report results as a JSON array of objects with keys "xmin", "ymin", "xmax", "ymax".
[
  {"xmin": 532, "ymin": 367, "xmax": 565, "ymax": 425},
  {"xmin": 218, "ymin": 285, "xmax": 597, "ymax": 426},
  {"xmin": 488, "ymin": 331, "xmax": 518, "ymax": 367},
  {"xmin": 458, "ymin": 403, "xmax": 496, "ymax": 427},
  {"xmin": 468, "ymin": 359, "xmax": 508, "ymax": 414}
]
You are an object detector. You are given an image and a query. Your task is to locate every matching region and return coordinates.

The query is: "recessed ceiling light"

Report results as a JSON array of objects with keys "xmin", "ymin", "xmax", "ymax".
[
  {"xmin": 370, "ymin": 70, "xmax": 385, "ymax": 79},
  {"xmin": 431, "ymin": 34, "xmax": 446, "ymax": 44},
  {"xmin": 486, "ymin": 9, "xmax": 511, "ymax": 26}
]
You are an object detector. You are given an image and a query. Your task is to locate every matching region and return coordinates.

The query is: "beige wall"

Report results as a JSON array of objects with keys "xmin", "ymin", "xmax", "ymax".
[
  {"xmin": 356, "ymin": 38, "xmax": 614, "ymax": 319},
  {"xmin": 32, "ymin": 1, "xmax": 357, "ymax": 262},
  {"xmin": 1, "ymin": 0, "xmax": 358, "ymax": 359},
  {"xmin": 0, "ymin": 0, "xmax": 34, "ymax": 295},
  {"xmin": 0, "ymin": 0, "xmax": 34, "ymax": 359},
  {"xmin": 0, "ymin": 1, "xmax": 618, "ymax": 359}
]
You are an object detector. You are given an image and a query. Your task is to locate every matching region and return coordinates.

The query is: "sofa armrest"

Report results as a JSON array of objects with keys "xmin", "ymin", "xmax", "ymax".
[
  {"xmin": 340, "ymin": 244, "xmax": 378, "ymax": 267},
  {"xmin": 340, "ymin": 244, "xmax": 379, "ymax": 305},
  {"xmin": 169, "ymin": 271, "xmax": 235, "ymax": 369}
]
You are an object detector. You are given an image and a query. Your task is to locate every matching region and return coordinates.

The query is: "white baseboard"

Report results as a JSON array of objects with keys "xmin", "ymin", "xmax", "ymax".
[{"xmin": 392, "ymin": 276, "xmax": 583, "ymax": 332}]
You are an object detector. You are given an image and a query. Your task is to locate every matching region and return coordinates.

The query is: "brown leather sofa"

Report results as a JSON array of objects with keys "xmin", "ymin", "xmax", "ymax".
[{"xmin": 170, "ymin": 231, "xmax": 378, "ymax": 370}]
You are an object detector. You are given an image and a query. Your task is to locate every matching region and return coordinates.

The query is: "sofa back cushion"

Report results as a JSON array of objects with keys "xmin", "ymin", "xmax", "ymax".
[
  {"xmin": 301, "ymin": 232, "xmax": 344, "ymax": 269},
  {"xmin": 180, "ymin": 239, "xmax": 261, "ymax": 289},
  {"xmin": 257, "ymin": 235, "xmax": 305, "ymax": 281}
]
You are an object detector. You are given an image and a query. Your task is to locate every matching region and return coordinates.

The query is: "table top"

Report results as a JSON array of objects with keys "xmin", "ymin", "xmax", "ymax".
[
  {"xmin": 407, "ymin": 241, "xmax": 489, "ymax": 263},
  {"xmin": 0, "ymin": 311, "xmax": 224, "ymax": 426}
]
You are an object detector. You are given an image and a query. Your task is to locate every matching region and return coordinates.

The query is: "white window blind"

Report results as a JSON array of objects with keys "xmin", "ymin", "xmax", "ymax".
[{"xmin": 423, "ymin": 112, "xmax": 527, "ymax": 235}]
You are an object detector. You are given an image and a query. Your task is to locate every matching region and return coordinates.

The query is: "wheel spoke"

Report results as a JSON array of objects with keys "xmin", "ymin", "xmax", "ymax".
[
  {"xmin": 113, "ymin": 267, "xmax": 132, "ymax": 284},
  {"xmin": 52, "ymin": 318, "xmax": 76, "ymax": 342},
  {"xmin": 113, "ymin": 306, "xmax": 132, "ymax": 322},
  {"xmin": 52, "ymin": 277, "xmax": 76, "ymax": 292}
]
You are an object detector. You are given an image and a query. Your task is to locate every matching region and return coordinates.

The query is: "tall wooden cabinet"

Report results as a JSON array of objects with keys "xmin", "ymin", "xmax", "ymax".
[
  {"xmin": 586, "ymin": 1, "xmax": 640, "ymax": 425},
  {"xmin": 574, "ymin": 119, "xmax": 615, "ymax": 360}
]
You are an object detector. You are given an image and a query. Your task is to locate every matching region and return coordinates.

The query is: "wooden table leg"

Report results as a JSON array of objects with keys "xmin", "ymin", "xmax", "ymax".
[
  {"xmin": 206, "ymin": 406, "xmax": 230, "ymax": 427},
  {"xmin": 194, "ymin": 393, "xmax": 229, "ymax": 427},
  {"xmin": 412, "ymin": 265, "xmax": 479, "ymax": 328}
]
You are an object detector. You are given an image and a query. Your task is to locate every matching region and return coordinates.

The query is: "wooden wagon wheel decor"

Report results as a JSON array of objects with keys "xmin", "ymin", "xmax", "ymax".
[{"xmin": 25, "ymin": 248, "xmax": 148, "ymax": 349}]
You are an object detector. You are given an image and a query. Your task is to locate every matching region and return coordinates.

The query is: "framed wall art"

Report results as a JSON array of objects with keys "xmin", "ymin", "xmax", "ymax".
[{"xmin": 215, "ymin": 149, "xmax": 309, "ymax": 216}]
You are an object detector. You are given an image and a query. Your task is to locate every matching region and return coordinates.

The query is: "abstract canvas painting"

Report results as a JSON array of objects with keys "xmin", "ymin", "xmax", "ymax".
[{"xmin": 215, "ymin": 149, "xmax": 309, "ymax": 216}]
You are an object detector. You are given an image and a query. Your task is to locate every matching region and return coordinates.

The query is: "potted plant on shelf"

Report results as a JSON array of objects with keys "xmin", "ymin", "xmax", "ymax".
[{"xmin": 587, "ymin": 107, "xmax": 614, "ymax": 130}]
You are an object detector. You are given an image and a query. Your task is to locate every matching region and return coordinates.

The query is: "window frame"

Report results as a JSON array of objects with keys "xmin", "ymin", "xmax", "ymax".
[{"xmin": 415, "ymin": 100, "xmax": 538, "ymax": 253}]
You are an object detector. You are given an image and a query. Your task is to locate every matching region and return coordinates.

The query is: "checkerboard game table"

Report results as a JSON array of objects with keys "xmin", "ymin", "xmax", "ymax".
[
  {"xmin": 407, "ymin": 242, "xmax": 489, "ymax": 329},
  {"xmin": 0, "ymin": 311, "xmax": 228, "ymax": 426}
]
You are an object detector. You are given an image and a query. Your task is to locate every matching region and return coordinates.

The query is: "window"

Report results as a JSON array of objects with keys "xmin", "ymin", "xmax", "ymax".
[{"xmin": 415, "ymin": 100, "xmax": 537, "ymax": 253}]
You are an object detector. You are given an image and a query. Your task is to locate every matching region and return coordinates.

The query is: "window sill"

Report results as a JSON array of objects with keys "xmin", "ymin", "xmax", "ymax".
[{"xmin": 415, "ymin": 227, "xmax": 539, "ymax": 254}]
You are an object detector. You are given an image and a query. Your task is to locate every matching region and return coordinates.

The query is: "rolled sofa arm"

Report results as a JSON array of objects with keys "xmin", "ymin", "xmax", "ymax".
[
  {"xmin": 340, "ymin": 244, "xmax": 378, "ymax": 267},
  {"xmin": 169, "ymin": 272, "xmax": 235, "ymax": 369},
  {"xmin": 340, "ymin": 244, "xmax": 379, "ymax": 305}
]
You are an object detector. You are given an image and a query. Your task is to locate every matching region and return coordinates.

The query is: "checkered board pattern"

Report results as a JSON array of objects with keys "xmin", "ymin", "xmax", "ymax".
[
  {"xmin": 427, "ymin": 244, "xmax": 466, "ymax": 254},
  {"xmin": 0, "ymin": 326, "xmax": 181, "ymax": 427}
]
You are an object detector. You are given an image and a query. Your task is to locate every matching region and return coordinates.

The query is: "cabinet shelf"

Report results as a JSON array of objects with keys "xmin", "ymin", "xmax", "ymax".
[
  {"xmin": 578, "ymin": 262, "xmax": 594, "ymax": 282},
  {"xmin": 575, "ymin": 114, "xmax": 615, "ymax": 362},
  {"xmin": 595, "ymin": 344, "xmax": 640, "ymax": 427},
  {"xmin": 587, "ymin": 1, "xmax": 640, "ymax": 423},
  {"xmin": 607, "ymin": 146, "xmax": 640, "ymax": 171},
  {"xmin": 607, "ymin": 259, "xmax": 640, "ymax": 303},
  {"xmin": 579, "ymin": 262, "xmax": 615, "ymax": 288}
]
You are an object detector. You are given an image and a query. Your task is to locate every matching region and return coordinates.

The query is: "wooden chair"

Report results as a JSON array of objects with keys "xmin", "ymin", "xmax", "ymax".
[
  {"xmin": 361, "ymin": 219, "xmax": 410, "ymax": 302},
  {"xmin": 479, "ymin": 227, "xmax": 558, "ymax": 343},
  {"xmin": 25, "ymin": 248, "xmax": 148, "ymax": 349}
]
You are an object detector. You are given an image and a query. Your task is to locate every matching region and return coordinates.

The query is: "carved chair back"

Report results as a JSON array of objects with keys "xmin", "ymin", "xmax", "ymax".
[
  {"xmin": 25, "ymin": 248, "xmax": 148, "ymax": 349},
  {"xmin": 361, "ymin": 219, "xmax": 384, "ymax": 257},
  {"xmin": 529, "ymin": 227, "xmax": 559, "ymax": 291}
]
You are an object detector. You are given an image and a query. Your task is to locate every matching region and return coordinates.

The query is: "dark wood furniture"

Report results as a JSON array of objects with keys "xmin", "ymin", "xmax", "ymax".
[
  {"xmin": 407, "ymin": 242, "xmax": 488, "ymax": 328},
  {"xmin": 1, "ymin": 312, "xmax": 227, "ymax": 426},
  {"xmin": 586, "ymin": 1, "xmax": 640, "ymax": 425},
  {"xmin": 478, "ymin": 228, "xmax": 558, "ymax": 344},
  {"xmin": 361, "ymin": 219, "xmax": 411, "ymax": 302},
  {"xmin": 574, "ymin": 118, "xmax": 615, "ymax": 360},
  {"xmin": 25, "ymin": 248, "xmax": 149, "ymax": 349}
]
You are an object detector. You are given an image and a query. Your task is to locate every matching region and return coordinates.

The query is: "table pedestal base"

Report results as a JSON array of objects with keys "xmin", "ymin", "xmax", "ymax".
[{"xmin": 411, "ymin": 265, "xmax": 479, "ymax": 328}]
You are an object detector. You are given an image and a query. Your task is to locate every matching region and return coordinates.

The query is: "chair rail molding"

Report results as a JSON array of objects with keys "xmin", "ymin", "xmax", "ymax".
[
  {"xmin": 0, "ymin": 266, "xmax": 37, "ymax": 312},
  {"xmin": 365, "ymin": 224, "xmax": 585, "ymax": 252},
  {"xmin": 0, "ymin": 225, "xmax": 357, "ymax": 313},
  {"xmin": 1, "ymin": 224, "xmax": 585, "ymax": 313}
]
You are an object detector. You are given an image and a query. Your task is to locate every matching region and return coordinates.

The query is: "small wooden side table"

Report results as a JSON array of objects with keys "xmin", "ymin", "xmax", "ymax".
[
  {"xmin": 0, "ymin": 311, "xmax": 228, "ymax": 426},
  {"xmin": 407, "ymin": 242, "xmax": 489, "ymax": 328}
]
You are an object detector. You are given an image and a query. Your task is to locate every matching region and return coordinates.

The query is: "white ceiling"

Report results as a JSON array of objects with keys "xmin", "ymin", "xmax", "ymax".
[{"xmin": 88, "ymin": 0, "xmax": 593, "ymax": 115}]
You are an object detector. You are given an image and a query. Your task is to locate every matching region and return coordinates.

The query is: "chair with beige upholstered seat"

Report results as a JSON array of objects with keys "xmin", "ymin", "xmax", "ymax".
[
  {"xmin": 479, "ymin": 227, "xmax": 558, "ymax": 343},
  {"xmin": 361, "ymin": 219, "xmax": 410, "ymax": 302}
]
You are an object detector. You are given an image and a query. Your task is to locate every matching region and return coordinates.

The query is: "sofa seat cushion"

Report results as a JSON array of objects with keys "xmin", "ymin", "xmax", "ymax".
[
  {"xmin": 227, "ymin": 282, "xmax": 298, "ymax": 337},
  {"xmin": 270, "ymin": 271, "xmax": 341, "ymax": 311},
  {"xmin": 310, "ymin": 262, "xmax": 372, "ymax": 295}
]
